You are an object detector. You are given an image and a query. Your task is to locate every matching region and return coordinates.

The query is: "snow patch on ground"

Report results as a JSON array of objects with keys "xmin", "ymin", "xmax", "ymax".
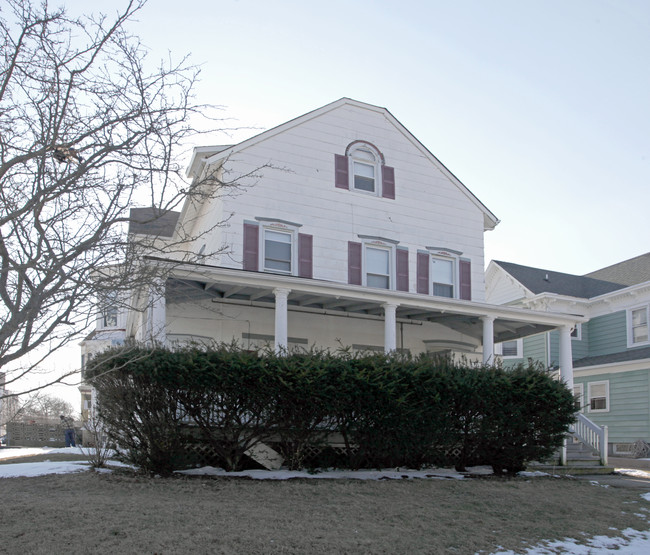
[
  {"xmin": 0, "ymin": 446, "xmax": 86, "ymax": 460},
  {"xmin": 518, "ymin": 471, "xmax": 556, "ymax": 478},
  {"xmin": 617, "ymin": 468, "xmax": 650, "ymax": 479},
  {"xmin": 177, "ymin": 466, "xmax": 473, "ymax": 481},
  {"xmin": 0, "ymin": 459, "xmax": 89, "ymax": 478},
  {"xmin": 489, "ymin": 528, "xmax": 650, "ymax": 555}
]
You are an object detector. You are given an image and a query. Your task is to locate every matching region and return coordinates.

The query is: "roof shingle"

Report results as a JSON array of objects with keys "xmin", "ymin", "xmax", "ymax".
[
  {"xmin": 128, "ymin": 207, "xmax": 180, "ymax": 238},
  {"xmin": 493, "ymin": 260, "xmax": 626, "ymax": 298},
  {"xmin": 584, "ymin": 252, "xmax": 650, "ymax": 286}
]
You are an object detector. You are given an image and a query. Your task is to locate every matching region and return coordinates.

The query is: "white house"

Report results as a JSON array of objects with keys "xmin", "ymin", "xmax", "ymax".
[{"xmin": 81, "ymin": 98, "xmax": 583, "ymax": 378}]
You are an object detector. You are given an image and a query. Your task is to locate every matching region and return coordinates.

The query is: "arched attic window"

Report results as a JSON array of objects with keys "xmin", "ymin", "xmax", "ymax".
[{"xmin": 334, "ymin": 141, "xmax": 395, "ymax": 199}]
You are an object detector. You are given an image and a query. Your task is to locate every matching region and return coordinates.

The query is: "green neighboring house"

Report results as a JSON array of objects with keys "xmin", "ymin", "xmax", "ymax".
[{"xmin": 486, "ymin": 252, "xmax": 650, "ymax": 456}]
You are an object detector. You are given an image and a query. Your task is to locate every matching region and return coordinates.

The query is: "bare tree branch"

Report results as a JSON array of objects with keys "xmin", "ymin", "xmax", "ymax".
[{"xmin": 0, "ymin": 0, "xmax": 240, "ymax": 395}]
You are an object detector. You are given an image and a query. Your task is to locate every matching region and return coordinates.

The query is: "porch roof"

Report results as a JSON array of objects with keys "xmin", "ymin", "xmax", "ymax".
[{"xmin": 143, "ymin": 257, "xmax": 586, "ymax": 344}]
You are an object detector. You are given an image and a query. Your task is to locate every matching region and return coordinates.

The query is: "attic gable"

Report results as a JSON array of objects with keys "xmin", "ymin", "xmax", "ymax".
[{"xmin": 192, "ymin": 98, "xmax": 499, "ymax": 231}]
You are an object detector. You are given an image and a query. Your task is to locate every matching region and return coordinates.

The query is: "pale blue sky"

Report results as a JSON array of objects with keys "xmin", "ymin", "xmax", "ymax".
[
  {"xmin": 27, "ymin": 0, "xmax": 650, "ymax": 406},
  {"xmin": 73, "ymin": 0, "xmax": 650, "ymax": 276}
]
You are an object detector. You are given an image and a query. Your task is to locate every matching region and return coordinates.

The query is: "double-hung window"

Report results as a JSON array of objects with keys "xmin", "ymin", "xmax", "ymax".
[
  {"xmin": 588, "ymin": 380, "xmax": 609, "ymax": 412},
  {"xmin": 365, "ymin": 246, "xmax": 391, "ymax": 289},
  {"xmin": 353, "ymin": 158, "xmax": 376, "ymax": 193},
  {"xmin": 100, "ymin": 291, "xmax": 118, "ymax": 328},
  {"xmin": 348, "ymin": 238, "xmax": 408, "ymax": 291},
  {"xmin": 431, "ymin": 256, "xmax": 455, "ymax": 298},
  {"xmin": 416, "ymin": 248, "xmax": 471, "ymax": 300},
  {"xmin": 264, "ymin": 229, "xmax": 292, "ymax": 273},
  {"xmin": 243, "ymin": 219, "xmax": 313, "ymax": 278},
  {"xmin": 335, "ymin": 141, "xmax": 395, "ymax": 199},
  {"xmin": 628, "ymin": 305, "xmax": 649, "ymax": 346}
]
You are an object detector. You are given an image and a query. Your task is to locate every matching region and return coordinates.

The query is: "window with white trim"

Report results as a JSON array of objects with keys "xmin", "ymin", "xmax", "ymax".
[
  {"xmin": 365, "ymin": 245, "xmax": 391, "ymax": 289},
  {"xmin": 258, "ymin": 221, "xmax": 299, "ymax": 275},
  {"xmin": 100, "ymin": 291, "xmax": 118, "ymax": 328},
  {"xmin": 573, "ymin": 383, "xmax": 584, "ymax": 412},
  {"xmin": 264, "ymin": 229, "xmax": 292, "ymax": 273},
  {"xmin": 588, "ymin": 380, "xmax": 609, "ymax": 413},
  {"xmin": 350, "ymin": 145, "xmax": 380, "ymax": 194},
  {"xmin": 431, "ymin": 256, "xmax": 455, "ymax": 298},
  {"xmin": 495, "ymin": 338, "xmax": 523, "ymax": 358},
  {"xmin": 628, "ymin": 305, "xmax": 649, "ymax": 347},
  {"xmin": 363, "ymin": 239, "xmax": 395, "ymax": 290}
]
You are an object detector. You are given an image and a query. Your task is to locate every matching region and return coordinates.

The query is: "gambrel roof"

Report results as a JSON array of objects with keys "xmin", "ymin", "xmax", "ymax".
[{"xmin": 493, "ymin": 260, "xmax": 626, "ymax": 299}]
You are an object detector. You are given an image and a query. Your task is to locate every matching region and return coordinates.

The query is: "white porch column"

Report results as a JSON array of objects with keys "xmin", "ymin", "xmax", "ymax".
[
  {"xmin": 482, "ymin": 316, "xmax": 495, "ymax": 364},
  {"xmin": 559, "ymin": 324, "xmax": 574, "ymax": 391},
  {"xmin": 383, "ymin": 303, "xmax": 398, "ymax": 354},
  {"xmin": 273, "ymin": 288, "xmax": 291, "ymax": 354},
  {"xmin": 149, "ymin": 278, "xmax": 167, "ymax": 345}
]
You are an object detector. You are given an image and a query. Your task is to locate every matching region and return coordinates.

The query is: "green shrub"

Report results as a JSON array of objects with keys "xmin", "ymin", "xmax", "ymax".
[
  {"xmin": 87, "ymin": 345, "xmax": 576, "ymax": 475},
  {"xmin": 269, "ymin": 350, "xmax": 338, "ymax": 470},
  {"xmin": 86, "ymin": 347, "xmax": 191, "ymax": 476},
  {"xmin": 481, "ymin": 364, "xmax": 576, "ymax": 474},
  {"xmin": 177, "ymin": 345, "xmax": 280, "ymax": 471}
]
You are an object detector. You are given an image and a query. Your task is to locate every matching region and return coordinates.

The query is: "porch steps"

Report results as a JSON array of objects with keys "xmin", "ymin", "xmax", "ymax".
[
  {"xmin": 245, "ymin": 442, "xmax": 284, "ymax": 470},
  {"xmin": 527, "ymin": 440, "xmax": 614, "ymax": 476}
]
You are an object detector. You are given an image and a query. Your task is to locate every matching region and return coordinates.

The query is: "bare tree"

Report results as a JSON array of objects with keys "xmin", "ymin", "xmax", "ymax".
[
  {"xmin": 0, "ymin": 0, "xmax": 233, "ymax": 394},
  {"xmin": 17, "ymin": 393, "xmax": 75, "ymax": 420}
]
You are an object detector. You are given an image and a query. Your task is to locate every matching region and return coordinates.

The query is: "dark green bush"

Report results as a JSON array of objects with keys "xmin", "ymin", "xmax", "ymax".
[
  {"xmin": 480, "ymin": 364, "xmax": 576, "ymax": 474},
  {"xmin": 269, "ymin": 350, "xmax": 339, "ymax": 470},
  {"xmin": 87, "ymin": 345, "xmax": 576, "ymax": 475},
  {"xmin": 86, "ymin": 347, "xmax": 191, "ymax": 476},
  {"xmin": 177, "ymin": 345, "xmax": 280, "ymax": 471}
]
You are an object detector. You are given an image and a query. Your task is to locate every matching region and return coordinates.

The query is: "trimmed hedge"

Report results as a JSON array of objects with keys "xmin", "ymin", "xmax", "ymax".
[{"xmin": 87, "ymin": 345, "xmax": 575, "ymax": 475}]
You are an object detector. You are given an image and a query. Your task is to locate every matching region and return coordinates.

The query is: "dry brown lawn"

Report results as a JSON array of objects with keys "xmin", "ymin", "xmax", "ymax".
[{"xmin": 1, "ymin": 465, "xmax": 649, "ymax": 555}]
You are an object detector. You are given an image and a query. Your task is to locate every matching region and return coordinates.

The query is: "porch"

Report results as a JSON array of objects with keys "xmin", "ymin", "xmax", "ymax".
[{"xmin": 130, "ymin": 258, "xmax": 583, "ymax": 388}]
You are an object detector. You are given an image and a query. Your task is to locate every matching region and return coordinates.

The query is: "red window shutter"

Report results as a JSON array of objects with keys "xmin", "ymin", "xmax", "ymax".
[
  {"xmin": 459, "ymin": 259, "xmax": 472, "ymax": 300},
  {"xmin": 396, "ymin": 247, "xmax": 409, "ymax": 292},
  {"xmin": 382, "ymin": 166, "xmax": 395, "ymax": 199},
  {"xmin": 335, "ymin": 154, "xmax": 349, "ymax": 189},
  {"xmin": 298, "ymin": 233, "xmax": 313, "ymax": 278},
  {"xmin": 243, "ymin": 222, "xmax": 259, "ymax": 271},
  {"xmin": 417, "ymin": 252, "xmax": 429, "ymax": 294},
  {"xmin": 348, "ymin": 241, "xmax": 362, "ymax": 285}
]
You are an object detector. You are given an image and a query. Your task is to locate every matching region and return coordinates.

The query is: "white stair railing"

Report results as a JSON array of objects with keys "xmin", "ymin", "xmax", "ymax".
[{"xmin": 569, "ymin": 413, "xmax": 608, "ymax": 466}]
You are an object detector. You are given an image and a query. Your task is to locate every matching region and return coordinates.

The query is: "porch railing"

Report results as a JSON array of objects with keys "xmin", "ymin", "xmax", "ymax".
[{"xmin": 569, "ymin": 413, "xmax": 608, "ymax": 466}]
